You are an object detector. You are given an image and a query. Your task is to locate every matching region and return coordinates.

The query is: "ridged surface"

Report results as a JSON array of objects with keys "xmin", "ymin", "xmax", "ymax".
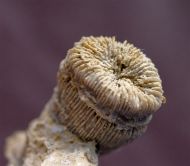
[{"xmin": 55, "ymin": 36, "xmax": 165, "ymax": 152}]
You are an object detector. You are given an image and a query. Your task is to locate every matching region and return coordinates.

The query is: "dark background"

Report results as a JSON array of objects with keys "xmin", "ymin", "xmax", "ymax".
[{"xmin": 0, "ymin": 0, "xmax": 190, "ymax": 166}]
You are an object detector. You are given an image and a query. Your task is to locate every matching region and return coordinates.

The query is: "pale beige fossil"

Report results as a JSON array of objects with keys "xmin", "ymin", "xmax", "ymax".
[{"xmin": 5, "ymin": 36, "xmax": 165, "ymax": 166}]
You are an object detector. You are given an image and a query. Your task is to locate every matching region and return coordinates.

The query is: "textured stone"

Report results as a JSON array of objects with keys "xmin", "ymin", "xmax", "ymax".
[
  {"xmin": 5, "ymin": 36, "xmax": 165, "ymax": 165},
  {"xmin": 5, "ymin": 98, "xmax": 98, "ymax": 166}
]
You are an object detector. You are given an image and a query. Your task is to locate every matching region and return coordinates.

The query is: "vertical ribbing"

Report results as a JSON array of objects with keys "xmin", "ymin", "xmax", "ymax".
[{"xmin": 53, "ymin": 36, "xmax": 165, "ymax": 152}]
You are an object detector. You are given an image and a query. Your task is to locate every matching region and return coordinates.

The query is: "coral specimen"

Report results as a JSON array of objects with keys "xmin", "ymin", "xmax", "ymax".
[
  {"xmin": 55, "ymin": 36, "xmax": 165, "ymax": 152},
  {"xmin": 5, "ymin": 36, "xmax": 165, "ymax": 166}
]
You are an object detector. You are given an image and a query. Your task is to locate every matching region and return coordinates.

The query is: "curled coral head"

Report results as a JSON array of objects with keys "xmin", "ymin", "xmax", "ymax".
[{"xmin": 56, "ymin": 36, "xmax": 165, "ymax": 152}]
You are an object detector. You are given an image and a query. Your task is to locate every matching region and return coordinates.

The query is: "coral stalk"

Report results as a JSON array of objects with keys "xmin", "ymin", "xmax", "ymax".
[{"xmin": 5, "ymin": 36, "xmax": 165, "ymax": 166}]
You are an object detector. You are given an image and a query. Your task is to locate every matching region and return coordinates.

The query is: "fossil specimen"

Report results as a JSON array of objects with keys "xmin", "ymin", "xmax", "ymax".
[
  {"xmin": 55, "ymin": 36, "xmax": 165, "ymax": 152},
  {"xmin": 5, "ymin": 36, "xmax": 165, "ymax": 166}
]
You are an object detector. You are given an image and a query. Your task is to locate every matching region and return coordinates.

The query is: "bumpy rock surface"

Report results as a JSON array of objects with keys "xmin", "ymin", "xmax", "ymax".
[{"xmin": 5, "ymin": 98, "xmax": 98, "ymax": 166}]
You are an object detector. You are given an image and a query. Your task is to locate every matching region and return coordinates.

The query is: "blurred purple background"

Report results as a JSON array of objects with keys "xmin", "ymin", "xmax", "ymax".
[{"xmin": 0, "ymin": 0, "xmax": 190, "ymax": 166}]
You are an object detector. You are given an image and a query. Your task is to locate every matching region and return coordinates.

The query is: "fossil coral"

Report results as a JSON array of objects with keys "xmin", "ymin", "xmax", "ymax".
[
  {"xmin": 5, "ymin": 36, "xmax": 165, "ymax": 166},
  {"xmin": 55, "ymin": 36, "xmax": 165, "ymax": 152}
]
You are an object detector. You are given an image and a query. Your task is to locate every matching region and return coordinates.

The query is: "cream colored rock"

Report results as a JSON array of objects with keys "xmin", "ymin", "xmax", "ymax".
[
  {"xmin": 41, "ymin": 150, "xmax": 96, "ymax": 166},
  {"xmin": 5, "ymin": 98, "xmax": 98, "ymax": 166}
]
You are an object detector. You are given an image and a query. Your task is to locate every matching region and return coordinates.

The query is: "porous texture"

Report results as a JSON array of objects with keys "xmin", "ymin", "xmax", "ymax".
[
  {"xmin": 55, "ymin": 36, "xmax": 165, "ymax": 152},
  {"xmin": 5, "ymin": 97, "xmax": 98, "ymax": 166}
]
